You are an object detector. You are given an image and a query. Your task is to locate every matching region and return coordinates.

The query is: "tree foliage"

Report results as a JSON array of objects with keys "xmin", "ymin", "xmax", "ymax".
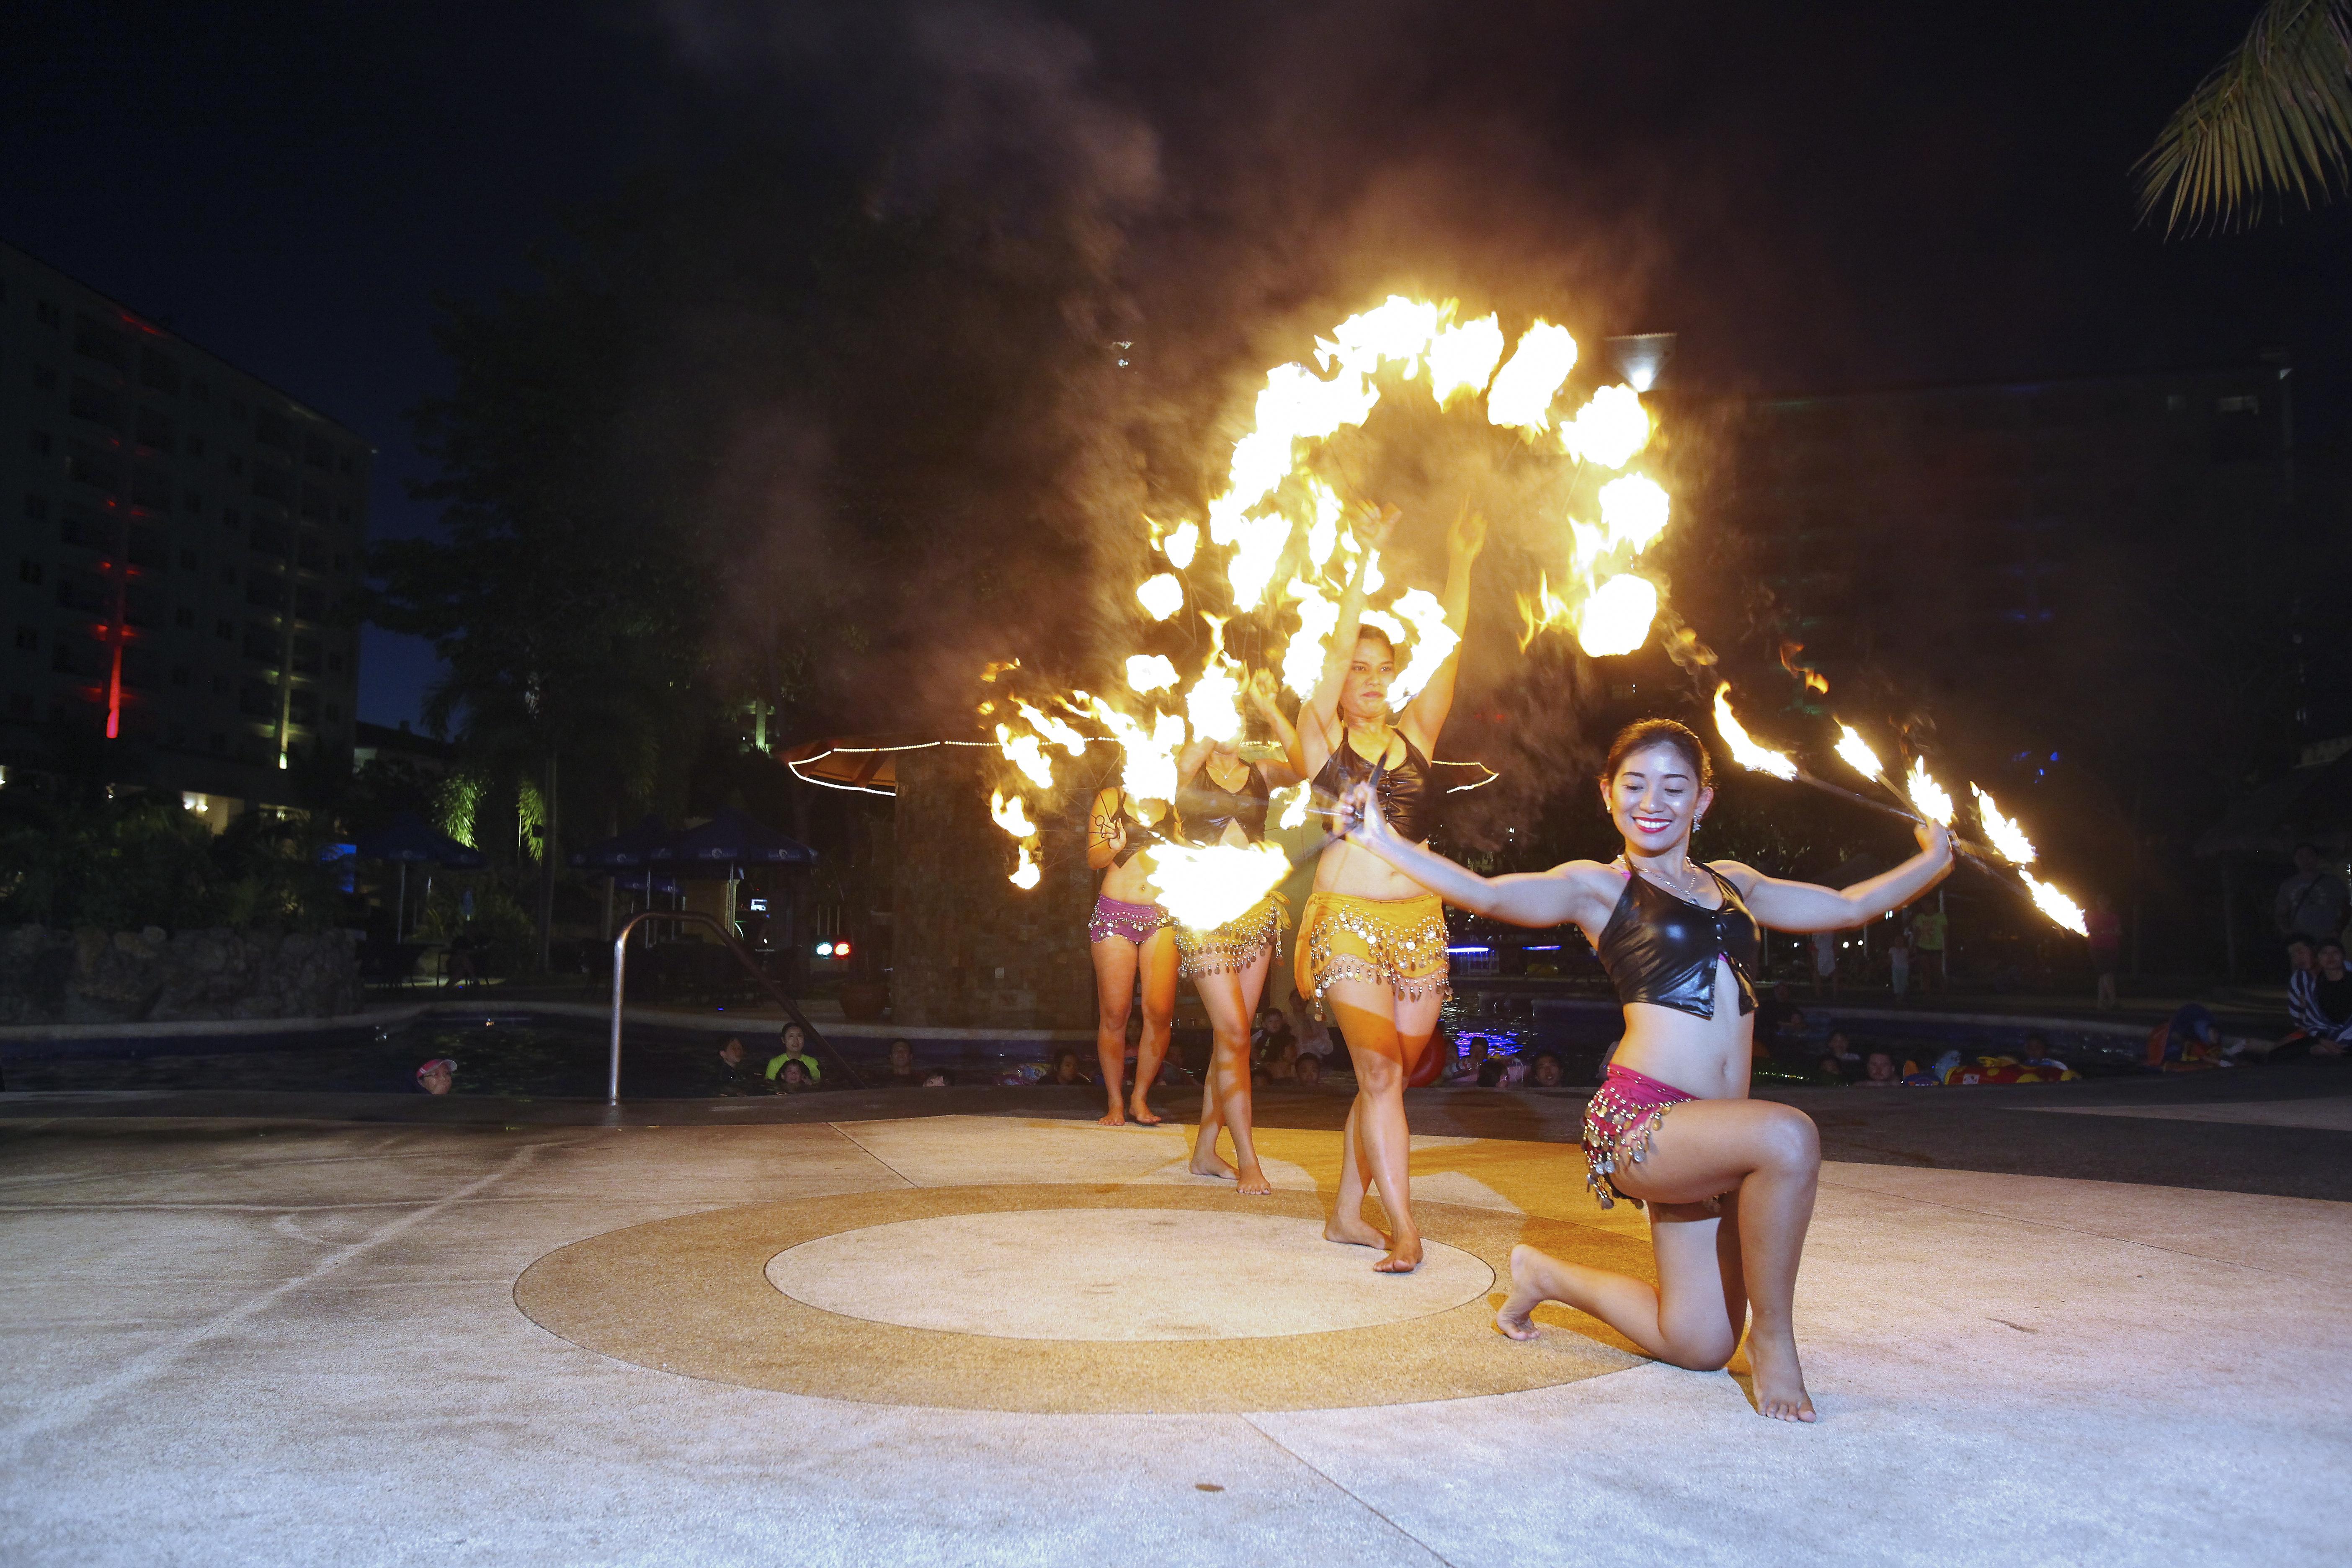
[{"xmin": 2139, "ymin": 0, "xmax": 2352, "ymax": 232}]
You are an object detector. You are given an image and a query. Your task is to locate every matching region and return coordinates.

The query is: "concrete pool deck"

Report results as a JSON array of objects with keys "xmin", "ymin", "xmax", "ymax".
[{"xmin": 2, "ymin": 1083, "xmax": 2348, "ymax": 1564}]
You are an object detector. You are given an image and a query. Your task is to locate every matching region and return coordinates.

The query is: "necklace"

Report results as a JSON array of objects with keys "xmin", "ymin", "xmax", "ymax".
[{"xmin": 1622, "ymin": 854, "xmax": 1706, "ymax": 903}]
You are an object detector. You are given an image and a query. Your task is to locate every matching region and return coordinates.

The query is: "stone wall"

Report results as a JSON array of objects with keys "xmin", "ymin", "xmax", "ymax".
[
  {"xmin": 890, "ymin": 747, "xmax": 1095, "ymax": 1029},
  {"xmin": 0, "ymin": 926, "xmax": 363, "ymax": 1026}
]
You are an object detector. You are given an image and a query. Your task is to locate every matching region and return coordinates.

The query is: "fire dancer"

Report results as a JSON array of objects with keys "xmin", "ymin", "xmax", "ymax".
[
  {"xmin": 1174, "ymin": 669, "xmax": 1307, "ymax": 1195},
  {"xmin": 1086, "ymin": 782, "xmax": 1179, "ymax": 1126},
  {"xmin": 1338, "ymin": 718, "xmax": 1954, "ymax": 1419},
  {"xmin": 1297, "ymin": 505, "xmax": 1484, "ymax": 1272}
]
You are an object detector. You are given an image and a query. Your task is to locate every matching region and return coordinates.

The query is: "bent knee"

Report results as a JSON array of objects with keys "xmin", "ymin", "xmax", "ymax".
[
  {"xmin": 1758, "ymin": 1105, "xmax": 1820, "ymax": 1168},
  {"xmin": 1659, "ymin": 1333, "xmax": 1738, "ymax": 1373}
]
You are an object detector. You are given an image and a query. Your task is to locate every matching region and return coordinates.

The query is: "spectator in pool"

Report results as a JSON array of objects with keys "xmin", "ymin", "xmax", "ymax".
[
  {"xmin": 879, "ymin": 1038, "xmax": 925, "ymax": 1087},
  {"xmin": 2087, "ymin": 893, "xmax": 2124, "ymax": 1010},
  {"xmin": 1816, "ymin": 1030, "xmax": 1863, "ymax": 1081},
  {"xmin": 712, "ymin": 1037, "xmax": 764, "ymax": 1096},
  {"xmin": 776, "ymin": 1058, "xmax": 816, "ymax": 1094},
  {"xmin": 415, "ymin": 1058, "xmax": 456, "ymax": 1095},
  {"xmin": 766, "ymin": 1024, "xmax": 823, "ymax": 1088},
  {"xmin": 1752, "ymin": 981, "xmax": 1806, "ymax": 1057},
  {"xmin": 1049, "ymin": 1048, "xmax": 1091, "ymax": 1086},
  {"xmin": 1445, "ymin": 1035, "xmax": 1492, "ymax": 1084},
  {"xmin": 1860, "ymin": 1050, "xmax": 1901, "ymax": 1086},
  {"xmin": 2274, "ymin": 844, "xmax": 2349, "ymax": 946},
  {"xmin": 921, "ymin": 1069, "xmax": 952, "ymax": 1088}
]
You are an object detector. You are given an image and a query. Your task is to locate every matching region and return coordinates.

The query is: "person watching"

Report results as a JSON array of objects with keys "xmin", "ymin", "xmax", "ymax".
[
  {"xmin": 713, "ymin": 1037, "xmax": 762, "ymax": 1096},
  {"xmin": 1859, "ymin": 1050, "xmax": 1900, "ymax": 1087},
  {"xmin": 1048, "ymin": 1048, "xmax": 1091, "ymax": 1086},
  {"xmin": 879, "ymin": 1039, "xmax": 923, "ymax": 1087},
  {"xmin": 766, "ymin": 1024, "xmax": 823, "ymax": 1089},
  {"xmin": 2275, "ymin": 845, "xmax": 2349, "ymax": 947},
  {"xmin": 2290, "ymin": 940, "xmax": 2352, "ymax": 1056},
  {"xmin": 415, "ymin": 1058, "xmax": 456, "ymax": 1096}
]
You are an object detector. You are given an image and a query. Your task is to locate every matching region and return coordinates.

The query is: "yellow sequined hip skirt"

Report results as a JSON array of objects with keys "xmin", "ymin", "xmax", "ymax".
[
  {"xmin": 1294, "ymin": 890, "xmax": 1451, "ymax": 1016},
  {"xmin": 1173, "ymin": 893, "xmax": 1289, "ymax": 982}
]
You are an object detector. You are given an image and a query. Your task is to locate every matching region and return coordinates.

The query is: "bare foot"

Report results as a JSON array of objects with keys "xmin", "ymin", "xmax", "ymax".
[
  {"xmin": 1494, "ymin": 1244, "xmax": 1545, "ymax": 1340},
  {"xmin": 1323, "ymin": 1214, "xmax": 1387, "ymax": 1249},
  {"xmin": 1746, "ymin": 1328, "xmax": 1817, "ymax": 1422},
  {"xmin": 1235, "ymin": 1162, "xmax": 1274, "ymax": 1197},
  {"xmin": 1128, "ymin": 1099, "xmax": 1163, "ymax": 1126},
  {"xmin": 1096, "ymin": 1108, "xmax": 1127, "ymax": 1128},
  {"xmin": 1372, "ymin": 1235, "xmax": 1424, "ymax": 1273},
  {"xmin": 1189, "ymin": 1152, "xmax": 1238, "ymax": 1180}
]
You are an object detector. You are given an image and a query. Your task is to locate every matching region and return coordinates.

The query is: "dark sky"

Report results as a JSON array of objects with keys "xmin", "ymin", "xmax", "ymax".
[{"xmin": 6, "ymin": 0, "xmax": 2346, "ymax": 730}]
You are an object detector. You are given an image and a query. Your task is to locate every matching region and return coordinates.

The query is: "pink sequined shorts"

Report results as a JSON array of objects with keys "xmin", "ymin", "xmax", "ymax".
[{"xmin": 1582, "ymin": 1063, "xmax": 1702, "ymax": 1211}]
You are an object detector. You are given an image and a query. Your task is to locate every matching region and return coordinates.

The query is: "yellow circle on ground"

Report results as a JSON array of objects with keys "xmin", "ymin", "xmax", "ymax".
[{"xmin": 514, "ymin": 1184, "xmax": 1642, "ymax": 1413}]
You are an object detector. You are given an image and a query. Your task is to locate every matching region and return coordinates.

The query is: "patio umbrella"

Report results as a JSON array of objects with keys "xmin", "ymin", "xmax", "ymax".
[
  {"xmin": 650, "ymin": 807, "xmax": 818, "ymax": 871},
  {"xmin": 353, "ymin": 812, "xmax": 487, "ymax": 940}
]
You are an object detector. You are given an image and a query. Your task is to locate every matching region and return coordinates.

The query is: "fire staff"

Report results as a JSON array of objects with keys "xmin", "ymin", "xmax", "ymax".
[
  {"xmin": 1171, "ymin": 669, "xmax": 1307, "ymax": 1195},
  {"xmin": 1338, "ymin": 717, "xmax": 1953, "ymax": 1420},
  {"xmin": 1296, "ymin": 505, "xmax": 1484, "ymax": 1273}
]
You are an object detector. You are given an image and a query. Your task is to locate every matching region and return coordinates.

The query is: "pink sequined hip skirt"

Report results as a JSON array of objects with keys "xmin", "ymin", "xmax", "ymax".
[
  {"xmin": 1089, "ymin": 894, "xmax": 1171, "ymax": 946},
  {"xmin": 1582, "ymin": 1063, "xmax": 1696, "ymax": 1211}
]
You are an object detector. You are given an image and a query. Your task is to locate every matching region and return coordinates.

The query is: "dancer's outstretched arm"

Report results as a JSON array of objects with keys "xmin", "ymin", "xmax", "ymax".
[
  {"xmin": 1712, "ymin": 824, "xmax": 1954, "ymax": 932},
  {"xmin": 1398, "ymin": 510, "xmax": 1484, "ymax": 755},
  {"xmin": 1339, "ymin": 781, "xmax": 1617, "ymax": 930},
  {"xmin": 1302, "ymin": 507, "xmax": 1397, "ymax": 771},
  {"xmin": 1246, "ymin": 669, "xmax": 1308, "ymax": 785}
]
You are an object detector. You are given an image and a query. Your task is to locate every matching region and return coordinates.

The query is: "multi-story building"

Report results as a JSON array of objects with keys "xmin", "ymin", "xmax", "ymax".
[{"xmin": 1, "ymin": 240, "xmax": 367, "ymax": 823}]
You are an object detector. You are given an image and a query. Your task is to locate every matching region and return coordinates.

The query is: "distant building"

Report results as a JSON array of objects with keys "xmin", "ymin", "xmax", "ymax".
[{"xmin": 0, "ymin": 240, "xmax": 368, "ymax": 823}]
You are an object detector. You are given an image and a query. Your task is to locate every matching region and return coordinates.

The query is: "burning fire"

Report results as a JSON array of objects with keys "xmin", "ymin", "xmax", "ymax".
[
  {"xmin": 991, "ymin": 790, "xmax": 1044, "ymax": 890},
  {"xmin": 1712, "ymin": 687, "xmax": 1799, "ymax": 780},
  {"xmin": 1575, "ymin": 574, "xmax": 1658, "ymax": 658},
  {"xmin": 1904, "ymin": 758, "xmax": 1955, "ymax": 826},
  {"xmin": 1136, "ymin": 573, "xmax": 1185, "ymax": 621},
  {"xmin": 1559, "ymin": 384, "xmax": 1653, "ymax": 468},
  {"xmin": 1146, "ymin": 840, "xmax": 1293, "ymax": 929},
  {"xmin": 2018, "ymin": 873, "xmax": 2088, "ymax": 936},
  {"xmin": 1125, "ymin": 654, "xmax": 1178, "ymax": 694},
  {"xmin": 1970, "ymin": 784, "xmax": 2036, "ymax": 864},
  {"xmin": 1485, "ymin": 320, "xmax": 1579, "ymax": 432},
  {"xmin": 1833, "ymin": 723, "xmax": 1886, "ymax": 782}
]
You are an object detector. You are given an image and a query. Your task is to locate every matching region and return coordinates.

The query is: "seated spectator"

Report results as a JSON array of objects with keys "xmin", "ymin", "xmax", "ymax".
[
  {"xmin": 1529, "ymin": 1051, "xmax": 1567, "ymax": 1088},
  {"xmin": 2143, "ymin": 1003, "xmax": 2231, "ymax": 1071},
  {"xmin": 1287, "ymin": 993, "xmax": 1336, "ymax": 1068},
  {"xmin": 415, "ymin": 1058, "xmax": 456, "ymax": 1096},
  {"xmin": 879, "ymin": 1038, "xmax": 924, "ymax": 1087},
  {"xmin": 776, "ymin": 1058, "xmax": 816, "ymax": 1094},
  {"xmin": 1048, "ymin": 1047, "xmax": 1091, "ymax": 1086},
  {"xmin": 1445, "ymin": 1034, "xmax": 1493, "ymax": 1084},
  {"xmin": 1859, "ymin": 1050, "xmax": 1900, "ymax": 1086},
  {"xmin": 1816, "ymin": 1029, "xmax": 1863, "ymax": 1082},
  {"xmin": 766, "ymin": 1023, "xmax": 823, "ymax": 1088},
  {"xmin": 713, "ymin": 1037, "xmax": 763, "ymax": 1096},
  {"xmin": 1251, "ymin": 1005, "xmax": 1296, "ymax": 1079},
  {"xmin": 2289, "ymin": 940, "xmax": 2352, "ymax": 1056},
  {"xmin": 1753, "ymin": 982, "xmax": 1807, "ymax": 1059}
]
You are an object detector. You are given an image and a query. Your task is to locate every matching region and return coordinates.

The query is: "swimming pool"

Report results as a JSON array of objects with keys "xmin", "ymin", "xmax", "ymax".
[{"xmin": 0, "ymin": 1012, "xmax": 1106, "ymax": 1099}]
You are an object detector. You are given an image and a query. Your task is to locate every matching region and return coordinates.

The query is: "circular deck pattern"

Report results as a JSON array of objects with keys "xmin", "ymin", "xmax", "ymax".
[
  {"xmin": 515, "ymin": 1184, "xmax": 1644, "ymax": 1413},
  {"xmin": 765, "ymin": 1208, "xmax": 1493, "ymax": 1340}
]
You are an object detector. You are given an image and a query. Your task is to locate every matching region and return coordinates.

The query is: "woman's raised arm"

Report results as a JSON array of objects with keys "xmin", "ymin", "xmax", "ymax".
[{"xmin": 1714, "ymin": 823, "xmax": 1955, "ymax": 934}]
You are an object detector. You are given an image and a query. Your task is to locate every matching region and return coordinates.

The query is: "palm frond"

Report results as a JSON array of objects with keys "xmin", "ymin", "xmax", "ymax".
[{"xmin": 2136, "ymin": 0, "xmax": 2352, "ymax": 233}]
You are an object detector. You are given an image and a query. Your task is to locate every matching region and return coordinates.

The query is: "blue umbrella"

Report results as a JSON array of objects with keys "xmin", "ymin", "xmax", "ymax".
[
  {"xmin": 651, "ymin": 807, "xmax": 818, "ymax": 870},
  {"xmin": 570, "ymin": 815, "xmax": 670, "ymax": 870},
  {"xmin": 353, "ymin": 812, "xmax": 486, "ymax": 941}
]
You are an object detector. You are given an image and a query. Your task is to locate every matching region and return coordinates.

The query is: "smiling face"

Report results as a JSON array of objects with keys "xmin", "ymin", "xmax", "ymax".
[
  {"xmin": 1338, "ymin": 634, "xmax": 1396, "ymax": 724},
  {"xmin": 780, "ymin": 1025, "xmax": 805, "ymax": 1054},
  {"xmin": 1604, "ymin": 742, "xmax": 1714, "ymax": 857}
]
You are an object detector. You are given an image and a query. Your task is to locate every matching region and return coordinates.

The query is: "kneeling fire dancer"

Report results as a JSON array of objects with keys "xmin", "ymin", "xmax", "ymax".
[{"xmin": 1337, "ymin": 717, "xmax": 1953, "ymax": 1421}]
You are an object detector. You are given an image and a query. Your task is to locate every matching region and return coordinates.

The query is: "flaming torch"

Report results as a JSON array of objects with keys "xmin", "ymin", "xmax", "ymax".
[
  {"xmin": 1712, "ymin": 686, "xmax": 1800, "ymax": 779},
  {"xmin": 1970, "ymin": 784, "xmax": 2089, "ymax": 936}
]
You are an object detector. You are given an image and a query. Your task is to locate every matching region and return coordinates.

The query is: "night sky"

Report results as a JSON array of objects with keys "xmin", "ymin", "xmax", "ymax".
[{"xmin": 7, "ymin": 0, "xmax": 2347, "ymax": 731}]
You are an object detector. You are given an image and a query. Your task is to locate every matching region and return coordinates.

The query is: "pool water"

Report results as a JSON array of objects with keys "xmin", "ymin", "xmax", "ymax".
[{"xmin": 0, "ymin": 1015, "xmax": 1094, "ymax": 1099}]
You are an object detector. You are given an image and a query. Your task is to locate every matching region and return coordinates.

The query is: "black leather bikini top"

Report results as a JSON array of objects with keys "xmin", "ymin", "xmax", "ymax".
[
  {"xmin": 1109, "ymin": 793, "xmax": 1162, "ymax": 868},
  {"xmin": 1313, "ymin": 731, "xmax": 1438, "ymax": 844},
  {"xmin": 1594, "ymin": 864, "xmax": 1760, "ymax": 1019},
  {"xmin": 1176, "ymin": 758, "xmax": 1270, "ymax": 845}
]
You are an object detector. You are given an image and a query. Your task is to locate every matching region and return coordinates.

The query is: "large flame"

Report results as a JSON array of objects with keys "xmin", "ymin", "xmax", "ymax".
[
  {"xmin": 1970, "ymin": 784, "xmax": 2037, "ymax": 865},
  {"xmin": 2019, "ymin": 872, "xmax": 2088, "ymax": 936},
  {"xmin": 1136, "ymin": 573, "xmax": 1184, "ymax": 620},
  {"xmin": 1485, "ymin": 320, "xmax": 1579, "ymax": 432},
  {"xmin": 1559, "ymin": 384, "xmax": 1652, "ymax": 468},
  {"xmin": 1516, "ymin": 573, "xmax": 1572, "ymax": 651},
  {"xmin": 1597, "ymin": 475, "xmax": 1671, "ymax": 555},
  {"xmin": 1125, "ymin": 654, "xmax": 1179, "ymax": 694},
  {"xmin": 1148, "ymin": 840, "xmax": 1293, "ymax": 929},
  {"xmin": 1427, "ymin": 312, "xmax": 1506, "ymax": 405},
  {"xmin": 1905, "ymin": 758, "xmax": 1955, "ymax": 826},
  {"xmin": 1833, "ymin": 723, "xmax": 1885, "ymax": 781},
  {"xmin": 1388, "ymin": 588, "xmax": 1460, "ymax": 704},
  {"xmin": 1577, "ymin": 575, "xmax": 1658, "ymax": 658},
  {"xmin": 1281, "ymin": 576, "xmax": 1341, "ymax": 698},
  {"xmin": 994, "ymin": 724, "xmax": 1057, "ymax": 791},
  {"xmin": 1713, "ymin": 687, "xmax": 1799, "ymax": 779}
]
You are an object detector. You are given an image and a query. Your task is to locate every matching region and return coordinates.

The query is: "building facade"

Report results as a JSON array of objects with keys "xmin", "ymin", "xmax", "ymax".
[{"xmin": 1, "ymin": 241, "xmax": 367, "ymax": 820}]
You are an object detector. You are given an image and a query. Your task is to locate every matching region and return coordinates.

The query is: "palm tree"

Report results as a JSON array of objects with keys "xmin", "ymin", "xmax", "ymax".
[{"xmin": 2138, "ymin": 0, "xmax": 2352, "ymax": 232}]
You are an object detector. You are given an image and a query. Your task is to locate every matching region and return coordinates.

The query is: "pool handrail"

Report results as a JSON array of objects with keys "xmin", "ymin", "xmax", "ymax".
[{"xmin": 608, "ymin": 911, "xmax": 865, "ymax": 1103}]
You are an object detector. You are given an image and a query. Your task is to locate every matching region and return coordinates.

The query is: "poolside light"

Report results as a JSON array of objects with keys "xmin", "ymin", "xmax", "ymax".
[{"xmin": 817, "ymin": 941, "xmax": 834, "ymax": 957}]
